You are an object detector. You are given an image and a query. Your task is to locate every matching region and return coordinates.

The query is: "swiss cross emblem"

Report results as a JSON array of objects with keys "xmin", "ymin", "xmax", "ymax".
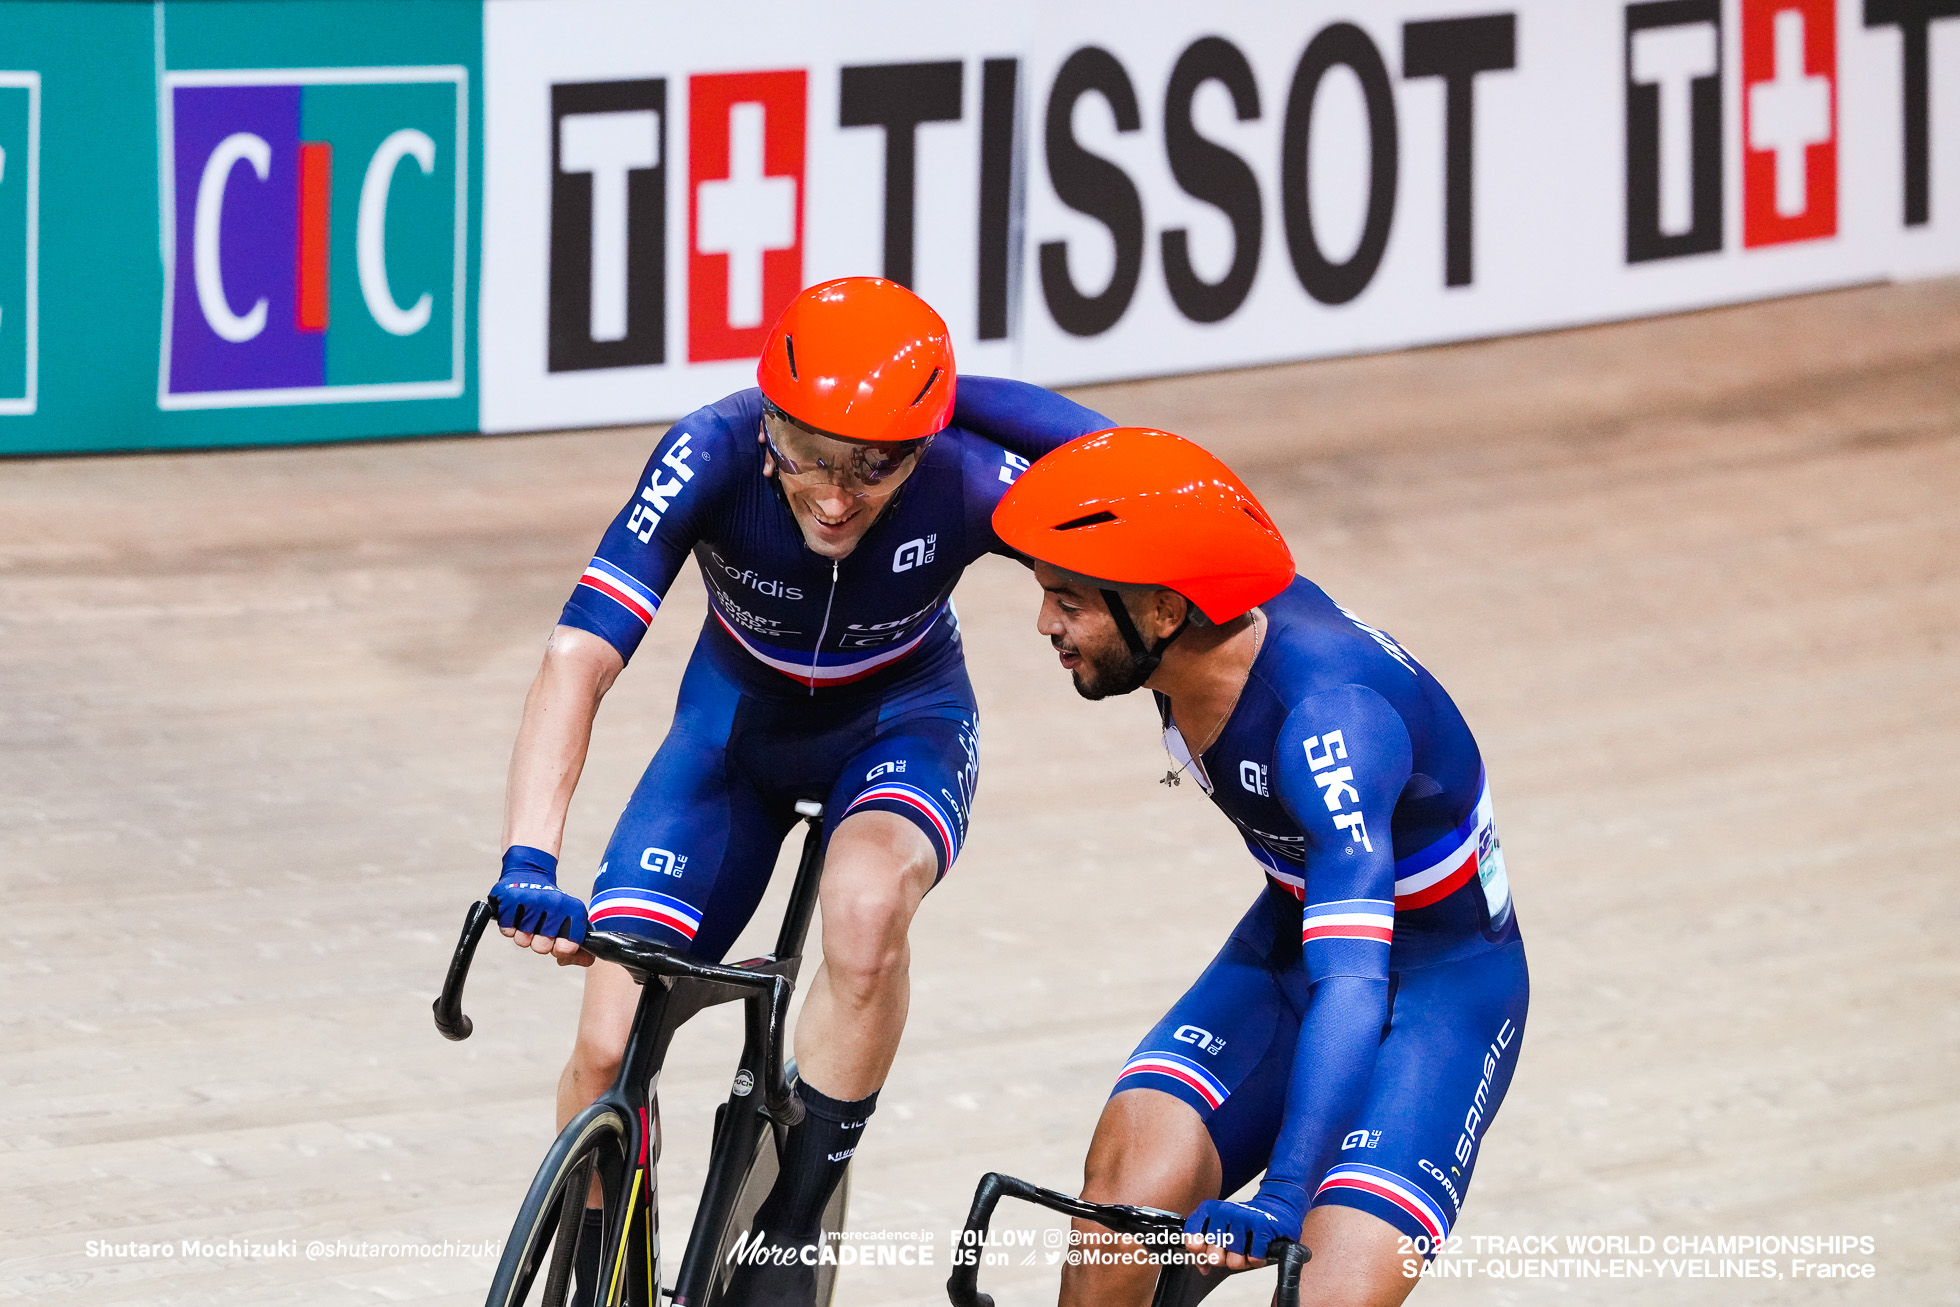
[
  {"xmin": 687, "ymin": 71, "xmax": 806, "ymax": 361},
  {"xmin": 1742, "ymin": 0, "xmax": 1837, "ymax": 246}
]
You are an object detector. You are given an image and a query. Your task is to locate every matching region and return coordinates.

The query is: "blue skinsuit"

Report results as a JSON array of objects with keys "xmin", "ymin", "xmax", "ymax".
[
  {"xmin": 1116, "ymin": 578, "xmax": 1528, "ymax": 1247},
  {"xmin": 556, "ymin": 377, "xmax": 1107, "ymax": 960}
]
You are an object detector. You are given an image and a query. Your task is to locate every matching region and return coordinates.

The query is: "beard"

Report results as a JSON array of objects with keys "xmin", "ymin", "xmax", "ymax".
[{"xmin": 1068, "ymin": 644, "xmax": 1154, "ymax": 701}]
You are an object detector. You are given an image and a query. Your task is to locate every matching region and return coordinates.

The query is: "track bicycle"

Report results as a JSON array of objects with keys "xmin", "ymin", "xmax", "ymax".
[
  {"xmin": 946, "ymin": 1172, "xmax": 1308, "ymax": 1307},
  {"xmin": 434, "ymin": 799, "xmax": 848, "ymax": 1307}
]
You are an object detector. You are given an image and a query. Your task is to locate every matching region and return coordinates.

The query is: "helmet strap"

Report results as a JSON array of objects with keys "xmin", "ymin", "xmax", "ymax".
[{"xmin": 1100, "ymin": 589, "xmax": 1190, "ymax": 678}]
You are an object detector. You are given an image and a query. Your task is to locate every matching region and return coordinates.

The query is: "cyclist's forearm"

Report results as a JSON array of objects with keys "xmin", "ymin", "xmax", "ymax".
[
  {"xmin": 951, "ymin": 375, "xmax": 1110, "ymax": 459},
  {"xmin": 501, "ymin": 626, "xmax": 624, "ymax": 857},
  {"xmin": 1262, "ymin": 974, "xmax": 1387, "ymax": 1208}
]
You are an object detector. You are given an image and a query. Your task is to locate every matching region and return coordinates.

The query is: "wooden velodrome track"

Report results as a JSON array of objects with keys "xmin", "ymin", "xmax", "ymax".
[{"xmin": 5, "ymin": 280, "xmax": 1956, "ymax": 1306}]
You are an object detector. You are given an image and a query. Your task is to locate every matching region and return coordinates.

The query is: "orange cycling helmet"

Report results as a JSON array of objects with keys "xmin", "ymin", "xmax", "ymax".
[
  {"xmin": 993, "ymin": 428, "xmax": 1295, "ymax": 626},
  {"xmin": 756, "ymin": 277, "xmax": 955, "ymax": 443}
]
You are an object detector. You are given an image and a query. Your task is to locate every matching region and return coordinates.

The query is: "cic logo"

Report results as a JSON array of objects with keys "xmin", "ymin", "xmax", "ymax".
[{"xmin": 160, "ymin": 66, "xmax": 466, "ymax": 409}]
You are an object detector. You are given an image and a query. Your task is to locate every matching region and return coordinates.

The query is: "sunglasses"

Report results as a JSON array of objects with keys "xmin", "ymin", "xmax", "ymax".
[{"xmin": 760, "ymin": 401, "xmax": 933, "ymax": 490}]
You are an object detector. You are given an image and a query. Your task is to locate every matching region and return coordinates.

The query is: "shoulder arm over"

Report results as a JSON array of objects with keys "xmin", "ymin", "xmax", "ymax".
[
  {"xmin": 951, "ymin": 377, "xmax": 1113, "ymax": 558},
  {"xmin": 557, "ymin": 401, "xmax": 745, "ymax": 664},
  {"xmin": 951, "ymin": 375, "xmax": 1111, "ymax": 462}
]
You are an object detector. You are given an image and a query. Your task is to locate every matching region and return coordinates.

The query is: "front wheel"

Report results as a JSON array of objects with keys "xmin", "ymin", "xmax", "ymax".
[
  {"xmin": 700, "ymin": 1115, "xmax": 851, "ymax": 1307},
  {"xmin": 487, "ymin": 1104, "xmax": 636, "ymax": 1307}
]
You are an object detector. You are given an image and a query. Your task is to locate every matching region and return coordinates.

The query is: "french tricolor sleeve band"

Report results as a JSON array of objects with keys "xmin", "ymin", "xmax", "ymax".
[
  {"xmin": 1301, "ymin": 898, "xmax": 1395, "ymax": 945},
  {"xmin": 1114, "ymin": 1052, "xmax": 1230, "ymax": 1111},
  {"xmin": 589, "ymin": 887, "xmax": 702, "ymax": 942},
  {"xmin": 845, "ymin": 782, "xmax": 960, "ymax": 870},
  {"xmin": 575, "ymin": 557, "xmax": 662, "ymax": 630},
  {"xmin": 1316, "ymin": 1164, "xmax": 1450, "ymax": 1244},
  {"xmin": 1391, "ymin": 771, "xmax": 1493, "ymax": 910}
]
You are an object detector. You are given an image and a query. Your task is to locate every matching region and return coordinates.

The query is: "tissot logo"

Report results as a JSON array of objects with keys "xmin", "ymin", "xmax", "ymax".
[
  {"xmin": 1624, "ymin": 0, "xmax": 1724, "ymax": 262},
  {"xmin": 1624, "ymin": 0, "xmax": 1862, "ymax": 260},
  {"xmin": 160, "ymin": 67, "xmax": 466, "ymax": 408},
  {"xmin": 1742, "ymin": 0, "xmax": 1836, "ymax": 247},
  {"xmin": 549, "ymin": 79, "xmax": 665, "ymax": 372},
  {"xmin": 688, "ymin": 71, "xmax": 805, "ymax": 362},
  {"xmin": 472, "ymin": 2, "xmax": 1959, "ymax": 442}
]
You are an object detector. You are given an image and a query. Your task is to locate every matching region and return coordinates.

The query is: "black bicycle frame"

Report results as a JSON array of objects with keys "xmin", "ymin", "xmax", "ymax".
[
  {"xmin": 436, "ymin": 808, "xmax": 831, "ymax": 1307},
  {"xmin": 947, "ymin": 1172, "xmax": 1308, "ymax": 1307}
]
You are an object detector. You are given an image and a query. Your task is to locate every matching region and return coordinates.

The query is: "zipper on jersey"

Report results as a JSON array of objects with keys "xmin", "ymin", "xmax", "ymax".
[{"xmin": 808, "ymin": 559, "xmax": 840, "ymax": 695}]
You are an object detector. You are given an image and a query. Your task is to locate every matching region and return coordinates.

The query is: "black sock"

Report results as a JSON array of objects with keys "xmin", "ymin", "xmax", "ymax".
[
  {"xmin": 749, "ymin": 1080, "xmax": 877, "ymax": 1245},
  {"xmin": 570, "ymin": 1206, "xmax": 604, "ymax": 1307}
]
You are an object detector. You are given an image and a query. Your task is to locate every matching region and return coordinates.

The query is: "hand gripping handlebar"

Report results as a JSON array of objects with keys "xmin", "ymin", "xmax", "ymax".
[
  {"xmin": 432, "ymin": 900, "xmax": 805, "ymax": 1127},
  {"xmin": 946, "ymin": 1171, "xmax": 1308, "ymax": 1307}
]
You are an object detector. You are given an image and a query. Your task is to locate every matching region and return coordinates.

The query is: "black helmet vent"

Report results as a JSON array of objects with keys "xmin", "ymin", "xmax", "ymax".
[
  {"xmin": 910, "ymin": 367, "xmax": 943, "ymax": 408},
  {"xmin": 785, "ymin": 334, "xmax": 798, "ymax": 379},
  {"xmin": 1055, "ymin": 510, "xmax": 1118, "ymax": 531}
]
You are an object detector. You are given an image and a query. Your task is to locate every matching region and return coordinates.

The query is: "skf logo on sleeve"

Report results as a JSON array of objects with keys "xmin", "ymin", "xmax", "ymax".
[
  {"xmin": 1304, "ymin": 730, "xmax": 1372, "ymax": 852},
  {"xmin": 160, "ymin": 68, "xmax": 466, "ymax": 407},
  {"xmin": 1742, "ymin": 0, "xmax": 1836, "ymax": 246},
  {"xmin": 627, "ymin": 430, "xmax": 696, "ymax": 541},
  {"xmin": 687, "ymin": 71, "xmax": 804, "ymax": 362},
  {"xmin": 0, "ymin": 73, "xmax": 38, "ymax": 416}
]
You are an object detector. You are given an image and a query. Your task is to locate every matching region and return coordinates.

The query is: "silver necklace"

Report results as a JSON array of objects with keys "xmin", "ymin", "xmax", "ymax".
[{"xmin": 1161, "ymin": 612, "xmax": 1264, "ymax": 787}]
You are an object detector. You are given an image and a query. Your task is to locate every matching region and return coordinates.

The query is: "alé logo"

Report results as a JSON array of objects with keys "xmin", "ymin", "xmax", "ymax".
[{"xmin": 160, "ymin": 66, "xmax": 466, "ymax": 408}]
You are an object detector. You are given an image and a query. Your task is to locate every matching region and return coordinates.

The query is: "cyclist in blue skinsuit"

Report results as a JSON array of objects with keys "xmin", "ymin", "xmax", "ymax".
[
  {"xmin": 483, "ymin": 278, "xmax": 1108, "ymax": 1306},
  {"xmin": 993, "ymin": 428, "xmax": 1529, "ymax": 1307}
]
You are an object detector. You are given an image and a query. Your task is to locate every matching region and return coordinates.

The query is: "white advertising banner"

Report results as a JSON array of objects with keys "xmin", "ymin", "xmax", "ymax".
[{"xmin": 479, "ymin": 0, "xmax": 1960, "ymax": 434}]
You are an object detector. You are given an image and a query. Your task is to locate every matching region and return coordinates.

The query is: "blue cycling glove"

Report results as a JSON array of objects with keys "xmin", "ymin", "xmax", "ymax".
[
  {"xmin": 488, "ymin": 845, "xmax": 588, "ymax": 945},
  {"xmin": 1183, "ymin": 1179, "xmax": 1307, "ymax": 1260}
]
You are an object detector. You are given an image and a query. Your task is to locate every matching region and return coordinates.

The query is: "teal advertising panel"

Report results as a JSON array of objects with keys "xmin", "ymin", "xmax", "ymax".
[
  {"xmin": 0, "ymin": 74, "xmax": 36, "ymax": 413},
  {"xmin": 0, "ymin": 3, "xmax": 154, "ymax": 453},
  {"xmin": 0, "ymin": 0, "xmax": 480, "ymax": 455}
]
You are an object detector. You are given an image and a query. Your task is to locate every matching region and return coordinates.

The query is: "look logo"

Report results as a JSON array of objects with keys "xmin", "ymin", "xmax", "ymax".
[{"xmin": 160, "ymin": 67, "xmax": 466, "ymax": 408}]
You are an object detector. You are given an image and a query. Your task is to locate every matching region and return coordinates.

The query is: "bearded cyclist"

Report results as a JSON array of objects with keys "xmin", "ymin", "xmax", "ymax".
[
  {"xmin": 992, "ymin": 429, "xmax": 1529, "ymax": 1307},
  {"xmin": 485, "ymin": 278, "xmax": 1108, "ymax": 1307}
]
